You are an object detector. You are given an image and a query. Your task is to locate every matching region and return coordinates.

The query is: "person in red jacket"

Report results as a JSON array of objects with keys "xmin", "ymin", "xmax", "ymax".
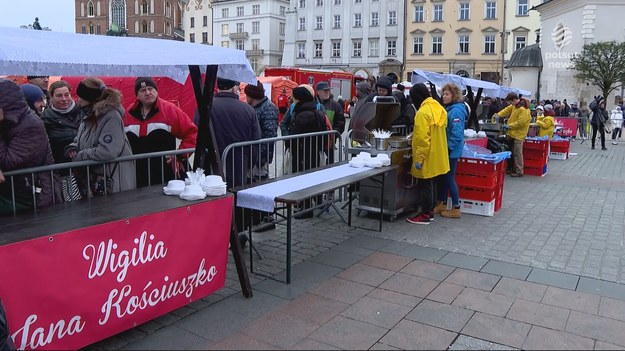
[
  {"xmin": 124, "ymin": 77, "xmax": 198, "ymax": 187},
  {"xmin": 277, "ymin": 88, "xmax": 289, "ymax": 124}
]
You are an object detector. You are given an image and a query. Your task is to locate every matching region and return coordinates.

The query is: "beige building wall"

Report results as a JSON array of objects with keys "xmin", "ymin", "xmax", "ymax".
[
  {"xmin": 502, "ymin": 0, "xmax": 543, "ymax": 86},
  {"xmin": 404, "ymin": 0, "xmax": 505, "ymax": 83}
]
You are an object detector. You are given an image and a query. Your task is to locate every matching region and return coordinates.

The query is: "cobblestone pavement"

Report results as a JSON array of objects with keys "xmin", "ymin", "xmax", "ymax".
[{"xmin": 86, "ymin": 140, "xmax": 625, "ymax": 350}]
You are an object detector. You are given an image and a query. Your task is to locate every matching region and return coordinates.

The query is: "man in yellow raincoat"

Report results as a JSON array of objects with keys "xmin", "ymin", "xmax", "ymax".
[
  {"xmin": 494, "ymin": 93, "xmax": 531, "ymax": 177},
  {"xmin": 406, "ymin": 83, "xmax": 450, "ymax": 225}
]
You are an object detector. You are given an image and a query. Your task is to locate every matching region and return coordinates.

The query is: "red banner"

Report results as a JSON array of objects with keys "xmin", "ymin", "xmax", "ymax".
[
  {"xmin": 0, "ymin": 196, "xmax": 233, "ymax": 350},
  {"xmin": 555, "ymin": 117, "xmax": 578, "ymax": 137}
]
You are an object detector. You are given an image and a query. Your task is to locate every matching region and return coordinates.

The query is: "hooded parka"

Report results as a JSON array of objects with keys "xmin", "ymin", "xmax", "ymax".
[{"xmin": 411, "ymin": 97, "xmax": 450, "ymax": 179}]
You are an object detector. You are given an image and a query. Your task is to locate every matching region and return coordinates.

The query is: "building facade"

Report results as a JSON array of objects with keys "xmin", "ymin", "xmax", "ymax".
[
  {"xmin": 404, "ymin": 0, "xmax": 505, "ymax": 83},
  {"xmin": 181, "ymin": 0, "xmax": 213, "ymax": 44},
  {"xmin": 212, "ymin": 0, "xmax": 288, "ymax": 75},
  {"xmin": 537, "ymin": 0, "xmax": 625, "ymax": 104},
  {"xmin": 282, "ymin": 0, "xmax": 405, "ymax": 80},
  {"xmin": 75, "ymin": 0, "xmax": 182, "ymax": 39}
]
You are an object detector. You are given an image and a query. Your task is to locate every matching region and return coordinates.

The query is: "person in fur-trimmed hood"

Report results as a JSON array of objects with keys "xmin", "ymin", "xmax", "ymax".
[{"xmin": 65, "ymin": 77, "xmax": 135, "ymax": 194}]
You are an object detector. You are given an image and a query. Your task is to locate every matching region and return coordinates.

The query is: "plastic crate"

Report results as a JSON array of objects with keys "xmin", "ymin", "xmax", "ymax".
[
  {"xmin": 457, "ymin": 157, "xmax": 506, "ymax": 175},
  {"xmin": 523, "ymin": 139, "xmax": 549, "ymax": 151},
  {"xmin": 458, "ymin": 185, "xmax": 497, "ymax": 202},
  {"xmin": 523, "ymin": 148, "xmax": 549, "ymax": 162},
  {"xmin": 550, "ymin": 141, "xmax": 570, "ymax": 153},
  {"xmin": 523, "ymin": 156, "xmax": 548, "ymax": 169},
  {"xmin": 456, "ymin": 198, "xmax": 496, "ymax": 217},
  {"xmin": 549, "ymin": 151, "xmax": 569, "ymax": 160},
  {"xmin": 524, "ymin": 164, "xmax": 548, "ymax": 176},
  {"xmin": 495, "ymin": 191, "xmax": 503, "ymax": 212},
  {"xmin": 455, "ymin": 172, "xmax": 499, "ymax": 188}
]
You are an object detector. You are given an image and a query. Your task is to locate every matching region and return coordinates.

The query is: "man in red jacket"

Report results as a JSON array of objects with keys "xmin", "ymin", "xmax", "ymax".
[{"xmin": 124, "ymin": 77, "xmax": 198, "ymax": 187}]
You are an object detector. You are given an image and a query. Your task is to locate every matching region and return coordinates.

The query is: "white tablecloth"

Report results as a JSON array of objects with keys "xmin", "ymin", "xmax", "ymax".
[{"xmin": 236, "ymin": 164, "xmax": 371, "ymax": 212}]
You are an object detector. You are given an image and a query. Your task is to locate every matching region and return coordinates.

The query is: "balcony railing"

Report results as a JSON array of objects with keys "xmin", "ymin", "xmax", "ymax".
[
  {"xmin": 246, "ymin": 49, "xmax": 264, "ymax": 56},
  {"xmin": 229, "ymin": 31, "xmax": 249, "ymax": 39}
]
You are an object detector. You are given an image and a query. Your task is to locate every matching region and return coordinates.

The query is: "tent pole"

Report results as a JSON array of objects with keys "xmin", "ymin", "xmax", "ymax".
[
  {"xmin": 465, "ymin": 86, "xmax": 482, "ymax": 132},
  {"xmin": 189, "ymin": 64, "xmax": 253, "ymax": 298}
]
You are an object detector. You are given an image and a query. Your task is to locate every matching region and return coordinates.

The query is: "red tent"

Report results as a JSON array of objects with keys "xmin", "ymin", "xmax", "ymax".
[{"xmin": 239, "ymin": 76, "xmax": 297, "ymax": 107}]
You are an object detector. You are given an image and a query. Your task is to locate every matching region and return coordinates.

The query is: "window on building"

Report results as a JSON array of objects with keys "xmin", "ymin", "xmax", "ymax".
[
  {"xmin": 413, "ymin": 36, "xmax": 423, "ymax": 54},
  {"xmin": 141, "ymin": 20, "xmax": 147, "ymax": 32},
  {"xmin": 334, "ymin": 15, "xmax": 341, "ymax": 28},
  {"xmin": 355, "ymin": 0, "xmax": 362, "ymax": 3},
  {"xmin": 110, "ymin": 0, "xmax": 125, "ymax": 29},
  {"xmin": 371, "ymin": 12, "xmax": 379, "ymax": 26},
  {"xmin": 221, "ymin": 40, "xmax": 228, "ymax": 47},
  {"xmin": 298, "ymin": 43, "xmax": 306, "ymax": 58},
  {"xmin": 314, "ymin": 42, "xmax": 323, "ymax": 58},
  {"xmin": 299, "ymin": 0, "xmax": 305, "ymax": 8},
  {"xmin": 388, "ymin": 11, "xmax": 397, "ymax": 25},
  {"xmin": 458, "ymin": 35, "xmax": 470, "ymax": 53},
  {"xmin": 369, "ymin": 39, "xmax": 379, "ymax": 56},
  {"xmin": 353, "ymin": 40, "xmax": 362, "ymax": 57},
  {"xmin": 432, "ymin": 36, "xmax": 442, "ymax": 54},
  {"xmin": 236, "ymin": 23, "xmax": 244, "ymax": 33},
  {"xmin": 141, "ymin": 0, "xmax": 148, "ymax": 14},
  {"xmin": 202, "ymin": 32, "xmax": 208, "ymax": 43},
  {"xmin": 459, "ymin": 3, "xmax": 470, "ymax": 20},
  {"xmin": 81, "ymin": 24, "xmax": 86, "ymax": 33},
  {"xmin": 316, "ymin": 16, "xmax": 323, "ymax": 30},
  {"xmin": 484, "ymin": 35, "xmax": 496, "ymax": 53},
  {"xmin": 332, "ymin": 41, "xmax": 341, "ymax": 57},
  {"xmin": 414, "ymin": 5, "xmax": 424, "ymax": 22},
  {"xmin": 236, "ymin": 40, "xmax": 244, "ymax": 50},
  {"xmin": 279, "ymin": 39, "xmax": 285, "ymax": 51},
  {"xmin": 354, "ymin": 13, "xmax": 362, "ymax": 27},
  {"xmin": 316, "ymin": 0, "xmax": 323, "ymax": 6},
  {"xmin": 433, "ymin": 4, "xmax": 443, "ymax": 22},
  {"xmin": 222, "ymin": 23, "xmax": 228, "ymax": 35},
  {"xmin": 280, "ymin": 6, "xmax": 285, "ymax": 16},
  {"xmin": 222, "ymin": 8, "xmax": 228, "ymax": 18},
  {"xmin": 87, "ymin": 0, "xmax": 94, "ymax": 16},
  {"xmin": 278, "ymin": 58, "xmax": 282, "ymax": 66},
  {"xmin": 252, "ymin": 21, "xmax": 260, "ymax": 33},
  {"xmin": 485, "ymin": 2, "xmax": 496, "ymax": 19},
  {"xmin": 252, "ymin": 5, "xmax": 260, "ymax": 15},
  {"xmin": 190, "ymin": 33, "xmax": 195, "ymax": 42},
  {"xmin": 190, "ymin": 17, "xmax": 195, "ymax": 28},
  {"xmin": 166, "ymin": 2, "xmax": 171, "ymax": 17},
  {"xmin": 298, "ymin": 17, "xmax": 306, "ymax": 30},
  {"xmin": 236, "ymin": 6, "xmax": 244, "ymax": 16},
  {"xmin": 252, "ymin": 39, "xmax": 260, "ymax": 50},
  {"xmin": 517, "ymin": 0, "xmax": 528, "ymax": 16},
  {"xmin": 250, "ymin": 58, "xmax": 259, "ymax": 73},
  {"xmin": 280, "ymin": 22, "xmax": 285, "ymax": 35},
  {"xmin": 203, "ymin": 15, "xmax": 207, "ymax": 26},
  {"xmin": 334, "ymin": 0, "xmax": 341, "ymax": 4},
  {"xmin": 96, "ymin": 24, "xmax": 101, "ymax": 34},
  {"xmin": 387, "ymin": 40, "xmax": 397, "ymax": 56},
  {"xmin": 515, "ymin": 36, "xmax": 527, "ymax": 50}
]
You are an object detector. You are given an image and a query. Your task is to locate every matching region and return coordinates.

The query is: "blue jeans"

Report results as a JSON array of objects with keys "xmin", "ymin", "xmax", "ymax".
[{"xmin": 438, "ymin": 158, "xmax": 459, "ymax": 206}]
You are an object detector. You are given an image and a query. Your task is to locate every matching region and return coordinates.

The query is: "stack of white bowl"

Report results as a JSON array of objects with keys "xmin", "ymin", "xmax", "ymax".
[
  {"xmin": 163, "ymin": 180, "xmax": 185, "ymax": 195},
  {"xmin": 201, "ymin": 175, "xmax": 227, "ymax": 196}
]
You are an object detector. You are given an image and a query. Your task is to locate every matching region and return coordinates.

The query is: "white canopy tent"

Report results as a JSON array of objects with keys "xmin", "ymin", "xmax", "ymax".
[
  {"xmin": 0, "ymin": 26, "xmax": 255, "ymax": 84},
  {"xmin": 411, "ymin": 69, "xmax": 532, "ymax": 98}
]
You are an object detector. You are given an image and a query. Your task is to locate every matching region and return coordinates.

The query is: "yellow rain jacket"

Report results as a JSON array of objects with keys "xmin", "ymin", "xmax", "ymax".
[
  {"xmin": 498, "ymin": 103, "xmax": 531, "ymax": 141},
  {"xmin": 411, "ymin": 97, "xmax": 450, "ymax": 179},
  {"xmin": 535, "ymin": 115, "xmax": 555, "ymax": 140}
]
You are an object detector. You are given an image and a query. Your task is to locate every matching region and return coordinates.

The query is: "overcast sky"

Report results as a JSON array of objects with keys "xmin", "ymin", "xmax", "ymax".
[{"xmin": 0, "ymin": 0, "xmax": 75, "ymax": 32}]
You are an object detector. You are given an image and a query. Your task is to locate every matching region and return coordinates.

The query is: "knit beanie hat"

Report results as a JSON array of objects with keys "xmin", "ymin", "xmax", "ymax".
[
  {"xmin": 217, "ymin": 78, "xmax": 239, "ymax": 90},
  {"xmin": 375, "ymin": 76, "xmax": 393, "ymax": 92},
  {"xmin": 244, "ymin": 80, "xmax": 265, "ymax": 100},
  {"xmin": 135, "ymin": 77, "xmax": 158, "ymax": 95},
  {"xmin": 20, "ymin": 84, "xmax": 45, "ymax": 110},
  {"xmin": 409, "ymin": 83, "xmax": 430, "ymax": 109},
  {"xmin": 292, "ymin": 86, "xmax": 314, "ymax": 103}
]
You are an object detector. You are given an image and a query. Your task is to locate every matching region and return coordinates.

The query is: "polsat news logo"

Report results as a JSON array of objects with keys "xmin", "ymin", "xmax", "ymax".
[{"xmin": 546, "ymin": 22, "xmax": 576, "ymax": 69}]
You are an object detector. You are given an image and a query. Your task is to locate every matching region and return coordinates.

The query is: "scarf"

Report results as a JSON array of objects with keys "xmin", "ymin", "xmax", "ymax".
[{"xmin": 50, "ymin": 100, "xmax": 76, "ymax": 114}]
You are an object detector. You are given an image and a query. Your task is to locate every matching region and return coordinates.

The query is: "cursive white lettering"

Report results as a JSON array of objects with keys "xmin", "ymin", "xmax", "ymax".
[{"xmin": 12, "ymin": 314, "xmax": 84, "ymax": 350}]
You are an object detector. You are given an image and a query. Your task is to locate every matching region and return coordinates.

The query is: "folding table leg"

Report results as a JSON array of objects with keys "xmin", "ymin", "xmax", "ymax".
[
  {"xmin": 286, "ymin": 204, "xmax": 292, "ymax": 284},
  {"xmin": 348, "ymin": 185, "xmax": 353, "ymax": 226},
  {"xmin": 379, "ymin": 172, "xmax": 385, "ymax": 232}
]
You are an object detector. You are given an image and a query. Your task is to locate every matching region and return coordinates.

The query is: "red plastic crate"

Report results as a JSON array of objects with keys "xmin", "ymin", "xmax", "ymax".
[
  {"xmin": 523, "ymin": 148, "xmax": 549, "ymax": 161},
  {"xmin": 458, "ymin": 185, "xmax": 497, "ymax": 202},
  {"xmin": 523, "ymin": 139, "xmax": 549, "ymax": 151},
  {"xmin": 495, "ymin": 191, "xmax": 503, "ymax": 212},
  {"xmin": 523, "ymin": 164, "xmax": 548, "ymax": 176},
  {"xmin": 455, "ymin": 172, "xmax": 499, "ymax": 188},
  {"xmin": 550, "ymin": 142, "xmax": 570, "ymax": 153},
  {"xmin": 524, "ymin": 156, "xmax": 548, "ymax": 169},
  {"xmin": 457, "ymin": 157, "xmax": 506, "ymax": 175}
]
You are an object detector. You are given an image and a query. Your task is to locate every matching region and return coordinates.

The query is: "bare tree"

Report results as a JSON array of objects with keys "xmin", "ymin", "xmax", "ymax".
[{"xmin": 570, "ymin": 41, "xmax": 625, "ymax": 99}]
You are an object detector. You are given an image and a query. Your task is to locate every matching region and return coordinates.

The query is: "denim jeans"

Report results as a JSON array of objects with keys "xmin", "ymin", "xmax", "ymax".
[{"xmin": 438, "ymin": 158, "xmax": 459, "ymax": 206}]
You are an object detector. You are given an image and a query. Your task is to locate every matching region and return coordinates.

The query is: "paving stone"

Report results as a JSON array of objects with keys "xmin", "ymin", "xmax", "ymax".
[
  {"xmin": 438, "ymin": 252, "xmax": 489, "ymax": 271},
  {"xmin": 526, "ymin": 268, "xmax": 579, "ymax": 290},
  {"xmin": 400, "ymin": 259, "xmax": 456, "ymax": 281},
  {"xmin": 492, "ymin": 277, "xmax": 548, "ymax": 302},
  {"xmin": 594, "ymin": 340, "xmax": 625, "ymax": 350},
  {"xmin": 206, "ymin": 332, "xmax": 279, "ymax": 350},
  {"xmin": 397, "ymin": 244, "xmax": 448, "ymax": 262},
  {"xmin": 273, "ymin": 293, "xmax": 349, "ymax": 325},
  {"xmin": 308, "ymin": 315, "xmax": 388, "ymax": 350},
  {"xmin": 338, "ymin": 235, "xmax": 393, "ymax": 250},
  {"xmin": 336, "ymin": 263, "xmax": 395, "ymax": 286},
  {"xmin": 366, "ymin": 288, "xmax": 423, "ymax": 308},
  {"xmin": 358, "ymin": 251, "xmax": 413, "ymax": 271},
  {"xmin": 461, "ymin": 312, "xmax": 531, "ymax": 349},
  {"xmin": 308, "ymin": 277, "xmax": 375, "ymax": 304},
  {"xmin": 239, "ymin": 311, "xmax": 320, "ymax": 348},
  {"xmin": 506, "ymin": 299, "xmax": 570, "ymax": 330},
  {"xmin": 340, "ymin": 296, "xmax": 412, "ymax": 328},
  {"xmin": 308, "ymin": 248, "xmax": 365, "ymax": 269},
  {"xmin": 522, "ymin": 326, "xmax": 594, "ymax": 350},
  {"xmin": 252, "ymin": 276, "xmax": 316, "ymax": 300},
  {"xmin": 426, "ymin": 282, "xmax": 465, "ymax": 304},
  {"xmin": 541, "ymin": 286, "xmax": 600, "ymax": 314},
  {"xmin": 444, "ymin": 269, "xmax": 501, "ymax": 292},
  {"xmin": 405, "ymin": 299, "xmax": 474, "ymax": 332},
  {"xmin": 599, "ymin": 297, "xmax": 625, "ymax": 322},
  {"xmin": 577, "ymin": 276, "xmax": 625, "ymax": 301},
  {"xmin": 378, "ymin": 319, "xmax": 457, "ymax": 350},
  {"xmin": 369, "ymin": 342, "xmax": 402, "ymax": 350},
  {"xmin": 124, "ymin": 326, "xmax": 210, "ymax": 350},
  {"xmin": 448, "ymin": 335, "xmax": 518, "ymax": 350},
  {"xmin": 379, "ymin": 272, "xmax": 440, "ymax": 298},
  {"xmin": 481, "ymin": 260, "xmax": 532, "ymax": 280},
  {"xmin": 566, "ymin": 311, "xmax": 625, "ymax": 347},
  {"xmin": 289, "ymin": 261, "xmax": 344, "ymax": 283},
  {"xmin": 453, "ymin": 288, "xmax": 514, "ymax": 317}
]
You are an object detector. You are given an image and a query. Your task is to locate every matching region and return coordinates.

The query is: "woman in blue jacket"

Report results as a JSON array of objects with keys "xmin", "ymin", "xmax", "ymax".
[{"xmin": 433, "ymin": 83, "xmax": 467, "ymax": 218}]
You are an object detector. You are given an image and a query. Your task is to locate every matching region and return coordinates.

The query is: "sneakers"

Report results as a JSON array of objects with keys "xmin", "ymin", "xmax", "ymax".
[
  {"xmin": 612, "ymin": 141, "xmax": 618, "ymax": 145},
  {"xmin": 407, "ymin": 213, "xmax": 431, "ymax": 225},
  {"xmin": 602, "ymin": 147, "xmax": 608, "ymax": 151},
  {"xmin": 441, "ymin": 207, "xmax": 462, "ymax": 218},
  {"xmin": 432, "ymin": 202, "xmax": 448, "ymax": 214},
  {"xmin": 510, "ymin": 173, "xmax": 523, "ymax": 177}
]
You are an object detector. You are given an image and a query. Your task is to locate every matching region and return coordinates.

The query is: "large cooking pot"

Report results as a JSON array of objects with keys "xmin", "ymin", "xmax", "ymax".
[{"xmin": 388, "ymin": 136, "xmax": 410, "ymax": 148}]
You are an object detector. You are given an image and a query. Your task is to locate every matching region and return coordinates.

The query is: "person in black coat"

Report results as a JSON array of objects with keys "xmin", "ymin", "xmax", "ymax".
[
  {"xmin": 42, "ymin": 80, "xmax": 82, "ymax": 167},
  {"xmin": 589, "ymin": 96, "xmax": 609, "ymax": 150}
]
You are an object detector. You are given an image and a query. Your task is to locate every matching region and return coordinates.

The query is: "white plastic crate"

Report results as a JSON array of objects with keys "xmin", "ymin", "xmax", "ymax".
[
  {"xmin": 456, "ymin": 198, "xmax": 495, "ymax": 217},
  {"xmin": 549, "ymin": 151, "xmax": 568, "ymax": 160}
]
